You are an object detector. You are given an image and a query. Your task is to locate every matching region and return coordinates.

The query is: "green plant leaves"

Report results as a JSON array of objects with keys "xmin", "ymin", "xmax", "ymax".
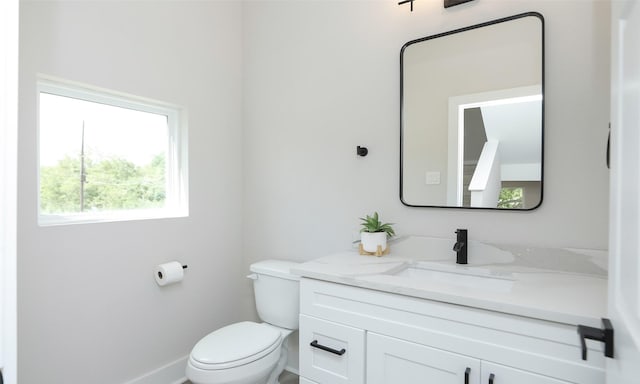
[{"xmin": 359, "ymin": 211, "xmax": 395, "ymax": 237}]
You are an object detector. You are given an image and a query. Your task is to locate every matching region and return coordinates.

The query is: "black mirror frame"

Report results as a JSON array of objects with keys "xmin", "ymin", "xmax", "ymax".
[{"xmin": 399, "ymin": 11, "xmax": 545, "ymax": 211}]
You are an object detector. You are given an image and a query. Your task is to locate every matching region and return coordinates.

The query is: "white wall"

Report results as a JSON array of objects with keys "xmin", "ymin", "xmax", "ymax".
[
  {"xmin": 18, "ymin": 2, "xmax": 246, "ymax": 383},
  {"xmin": 242, "ymin": 0, "xmax": 611, "ymax": 269}
]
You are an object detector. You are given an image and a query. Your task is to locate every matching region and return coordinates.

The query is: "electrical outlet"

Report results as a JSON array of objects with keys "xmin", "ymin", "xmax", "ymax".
[{"xmin": 426, "ymin": 171, "xmax": 441, "ymax": 185}]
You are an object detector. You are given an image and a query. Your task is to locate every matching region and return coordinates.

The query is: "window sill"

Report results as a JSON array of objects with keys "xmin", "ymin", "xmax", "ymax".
[{"xmin": 38, "ymin": 207, "xmax": 188, "ymax": 227}]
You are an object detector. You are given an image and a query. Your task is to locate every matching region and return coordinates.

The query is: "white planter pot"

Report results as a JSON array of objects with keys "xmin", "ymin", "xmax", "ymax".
[{"xmin": 361, "ymin": 232, "xmax": 388, "ymax": 253}]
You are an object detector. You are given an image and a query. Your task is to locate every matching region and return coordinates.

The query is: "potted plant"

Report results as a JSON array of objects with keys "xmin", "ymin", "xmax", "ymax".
[{"xmin": 359, "ymin": 212, "xmax": 395, "ymax": 255}]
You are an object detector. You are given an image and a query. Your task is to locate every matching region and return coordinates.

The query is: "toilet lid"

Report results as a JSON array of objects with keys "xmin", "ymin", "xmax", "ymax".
[{"xmin": 190, "ymin": 321, "xmax": 282, "ymax": 369}]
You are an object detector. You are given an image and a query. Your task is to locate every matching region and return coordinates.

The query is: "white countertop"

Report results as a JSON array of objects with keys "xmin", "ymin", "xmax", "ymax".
[{"xmin": 292, "ymin": 236, "xmax": 608, "ymax": 327}]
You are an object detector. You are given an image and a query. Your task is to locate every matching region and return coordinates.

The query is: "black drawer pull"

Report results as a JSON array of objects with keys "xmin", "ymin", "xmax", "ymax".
[
  {"xmin": 489, "ymin": 373, "xmax": 495, "ymax": 384},
  {"xmin": 464, "ymin": 367, "xmax": 471, "ymax": 384},
  {"xmin": 310, "ymin": 340, "xmax": 346, "ymax": 356}
]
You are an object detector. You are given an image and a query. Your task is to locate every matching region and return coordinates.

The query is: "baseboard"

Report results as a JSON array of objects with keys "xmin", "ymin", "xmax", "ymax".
[
  {"xmin": 122, "ymin": 354, "xmax": 295, "ymax": 384},
  {"xmin": 122, "ymin": 355, "xmax": 188, "ymax": 384},
  {"xmin": 284, "ymin": 365, "xmax": 299, "ymax": 376}
]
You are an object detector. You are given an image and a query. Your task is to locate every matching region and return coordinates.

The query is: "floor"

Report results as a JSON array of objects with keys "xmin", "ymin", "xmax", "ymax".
[
  {"xmin": 279, "ymin": 371, "xmax": 300, "ymax": 384},
  {"xmin": 184, "ymin": 370, "xmax": 299, "ymax": 384}
]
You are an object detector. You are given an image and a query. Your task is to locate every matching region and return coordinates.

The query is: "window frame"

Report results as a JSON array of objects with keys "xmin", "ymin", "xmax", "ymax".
[{"xmin": 37, "ymin": 77, "xmax": 189, "ymax": 226}]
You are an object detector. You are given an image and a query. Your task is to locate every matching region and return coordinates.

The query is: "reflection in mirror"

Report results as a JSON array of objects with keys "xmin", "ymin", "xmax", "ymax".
[{"xmin": 400, "ymin": 12, "xmax": 544, "ymax": 210}]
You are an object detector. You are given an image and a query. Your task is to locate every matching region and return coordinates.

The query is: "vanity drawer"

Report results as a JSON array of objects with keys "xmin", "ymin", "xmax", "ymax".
[{"xmin": 299, "ymin": 314, "xmax": 365, "ymax": 384}]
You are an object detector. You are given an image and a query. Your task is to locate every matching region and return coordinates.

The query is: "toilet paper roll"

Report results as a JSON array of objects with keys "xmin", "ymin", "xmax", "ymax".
[{"xmin": 155, "ymin": 261, "xmax": 185, "ymax": 286}]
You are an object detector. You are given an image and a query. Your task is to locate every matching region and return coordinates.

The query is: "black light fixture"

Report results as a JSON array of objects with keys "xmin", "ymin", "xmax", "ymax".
[
  {"xmin": 444, "ymin": 0, "xmax": 475, "ymax": 8},
  {"xmin": 398, "ymin": 0, "xmax": 415, "ymax": 12},
  {"xmin": 398, "ymin": 0, "xmax": 475, "ymax": 12}
]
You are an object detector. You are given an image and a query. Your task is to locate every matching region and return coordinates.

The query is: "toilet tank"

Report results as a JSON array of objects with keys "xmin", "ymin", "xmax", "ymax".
[{"xmin": 249, "ymin": 260, "xmax": 300, "ymax": 330}]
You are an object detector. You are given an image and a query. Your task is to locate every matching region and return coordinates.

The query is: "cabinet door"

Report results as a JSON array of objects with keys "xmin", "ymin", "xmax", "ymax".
[
  {"xmin": 299, "ymin": 314, "xmax": 365, "ymax": 384},
  {"xmin": 367, "ymin": 332, "xmax": 481, "ymax": 384},
  {"xmin": 481, "ymin": 362, "xmax": 571, "ymax": 384},
  {"xmin": 300, "ymin": 378, "xmax": 319, "ymax": 384}
]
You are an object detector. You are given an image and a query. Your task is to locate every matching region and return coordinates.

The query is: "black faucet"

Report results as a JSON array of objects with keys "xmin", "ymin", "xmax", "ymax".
[{"xmin": 453, "ymin": 229, "xmax": 468, "ymax": 264}]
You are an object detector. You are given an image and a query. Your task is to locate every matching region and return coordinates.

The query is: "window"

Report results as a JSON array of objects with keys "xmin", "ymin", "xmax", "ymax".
[{"xmin": 38, "ymin": 78, "xmax": 188, "ymax": 225}]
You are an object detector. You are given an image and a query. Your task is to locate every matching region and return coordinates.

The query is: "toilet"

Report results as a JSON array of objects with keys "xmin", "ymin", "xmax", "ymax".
[{"xmin": 186, "ymin": 260, "xmax": 300, "ymax": 384}]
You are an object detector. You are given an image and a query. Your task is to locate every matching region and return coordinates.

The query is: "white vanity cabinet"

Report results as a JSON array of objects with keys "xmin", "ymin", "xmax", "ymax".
[
  {"xmin": 367, "ymin": 332, "xmax": 481, "ymax": 384},
  {"xmin": 367, "ymin": 333, "xmax": 571, "ymax": 384},
  {"xmin": 299, "ymin": 278, "xmax": 604, "ymax": 384}
]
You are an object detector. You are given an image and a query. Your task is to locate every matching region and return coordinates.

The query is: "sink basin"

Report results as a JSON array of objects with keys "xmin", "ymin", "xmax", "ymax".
[
  {"xmin": 390, "ymin": 265, "xmax": 515, "ymax": 293},
  {"xmin": 390, "ymin": 236, "xmax": 515, "ymax": 265}
]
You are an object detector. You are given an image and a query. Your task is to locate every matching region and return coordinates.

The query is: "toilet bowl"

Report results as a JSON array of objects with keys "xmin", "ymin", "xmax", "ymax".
[{"xmin": 186, "ymin": 260, "xmax": 300, "ymax": 384}]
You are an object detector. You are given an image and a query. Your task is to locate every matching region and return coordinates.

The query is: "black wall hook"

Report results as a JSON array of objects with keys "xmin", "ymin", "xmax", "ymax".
[{"xmin": 357, "ymin": 146, "xmax": 368, "ymax": 157}]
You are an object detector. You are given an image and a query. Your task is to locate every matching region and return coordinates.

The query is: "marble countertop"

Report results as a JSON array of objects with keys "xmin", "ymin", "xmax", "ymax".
[{"xmin": 292, "ymin": 236, "xmax": 608, "ymax": 327}]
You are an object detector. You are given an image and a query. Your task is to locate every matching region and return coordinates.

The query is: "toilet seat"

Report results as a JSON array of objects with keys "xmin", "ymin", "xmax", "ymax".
[{"xmin": 189, "ymin": 321, "xmax": 282, "ymax": 371}]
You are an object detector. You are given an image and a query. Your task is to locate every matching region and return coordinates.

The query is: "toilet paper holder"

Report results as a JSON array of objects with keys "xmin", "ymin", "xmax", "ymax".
[
  {"xmin": 154, "ymin": 262, "xmax": 188, "ymax": 287},
  {"xmin": 157, "ymin": 264, "xmax": 187, "ymax": 280}
]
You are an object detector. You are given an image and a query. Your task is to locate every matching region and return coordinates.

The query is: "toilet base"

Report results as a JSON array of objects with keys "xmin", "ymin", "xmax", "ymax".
[{"xmin": 265, "ymin": 331, "xmax": 290, "ymax": 384}]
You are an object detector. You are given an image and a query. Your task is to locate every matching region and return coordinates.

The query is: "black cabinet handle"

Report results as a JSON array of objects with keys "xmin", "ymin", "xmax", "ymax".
[
  {"xmin": 489, "ymin": 373, "xmax": 495, "ymax": 384},
  {"xmin": 464, "ymin": 367, "xmax": 470, "ymax": 384},
  {"xmin": 310, "ymin": 340, "xmax": 346, "ymax": 356},
  {"xmin": 577, "ymin": 318, "xmax": 614, "ymax": 360}
]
